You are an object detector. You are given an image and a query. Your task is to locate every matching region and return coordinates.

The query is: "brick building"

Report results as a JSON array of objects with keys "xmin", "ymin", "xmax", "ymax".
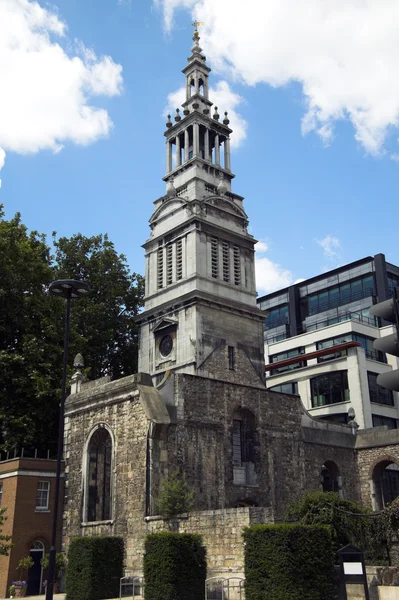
[
  {"xmin": 63, "ymin": 28, "xmax": 399, "ymax": 577},
  {"xmin": 0, "ymin": 452, "xmax": 62, "ymax": 598}
]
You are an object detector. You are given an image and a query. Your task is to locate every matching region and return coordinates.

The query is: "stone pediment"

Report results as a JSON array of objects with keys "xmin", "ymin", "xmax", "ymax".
[
  {"xmin": 152, "ymin": 317, "xmax": 178, "ymax": 332},
  {"xmin": 203, "ymin": 195, "xmax": 247, "ymax": 219},
  {"xmin": 150, "ymin": 197, "xmax": 186, "ymax": 225}
]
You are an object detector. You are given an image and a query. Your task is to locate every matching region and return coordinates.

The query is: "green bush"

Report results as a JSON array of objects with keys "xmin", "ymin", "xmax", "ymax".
[
  {"xmin": 284, "ymin": 491, "xmax": 371, "ymax": 553},
  {"xmin": 243, "ymin": 524, "xmax": 336, "ymax": 600},
  {"xmin": 144, "ymin": 532, "xmax": 206, "ymax": 600},
  {"xmin": 156, "ymin": 469, "xmax": 194, "ymax": 518},
  {"xmin": 65, "ymin": 536, "xmax": 124, "ymax": 600}
]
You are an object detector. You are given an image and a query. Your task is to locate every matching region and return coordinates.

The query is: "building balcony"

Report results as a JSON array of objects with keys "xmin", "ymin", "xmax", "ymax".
[{"xmin": 306, "ymin": 288, "xmax": 375, "ymax": 316}]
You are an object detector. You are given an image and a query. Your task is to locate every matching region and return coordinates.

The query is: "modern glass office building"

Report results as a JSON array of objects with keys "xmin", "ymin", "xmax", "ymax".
[{"xmin": 257, "ymin": 254, "xmax": 399, "ymax": 429}]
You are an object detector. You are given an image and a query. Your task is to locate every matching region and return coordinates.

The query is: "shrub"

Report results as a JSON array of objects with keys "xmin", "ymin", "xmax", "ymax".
[
  {"xmin": 284, "ymin": 490, "xmax": 371, "ymax": 553},
  {"xmin": 144, "ymin": 532, "xmax": 206, "ymax": 600},
  {"xmin": 65, "ymin": 536, "xmax": 124, "ymax": 600},
  {"xmin": 243, "ymin": 523, "xmax": 336, "ymax": 600},
  {"xmin": 156, "ymin": 469, "xmax": 194, "ymax": 518}
]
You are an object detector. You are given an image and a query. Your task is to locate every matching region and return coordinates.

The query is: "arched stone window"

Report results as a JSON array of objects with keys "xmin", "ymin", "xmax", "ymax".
[
  {"xmin": 371, "ymin": 458, "xmax": 399, "ymax": 511},
  {"xmin": 321, "ymin": 461, "xmax": 342, "ymax": 495},
  {"xmin": 86, "ymin": 426, "xmax": 113, "ymax": 522},
  {"xmin": 233, "ymin": 409, "xmax": 257, "ymax": 486}
]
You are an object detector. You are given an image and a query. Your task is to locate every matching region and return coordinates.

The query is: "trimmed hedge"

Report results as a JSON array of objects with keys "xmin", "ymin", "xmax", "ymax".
[
  {"xmin": 65, "ymin": 536, "xmax": 124, "ymax": 600},
  {"xmin": 243, "ymin": 524, "xmax": 336, "ymax": 600},
  {"xmin": 144, "ymin": 532, "xmax": 206, "ymax": 600}
]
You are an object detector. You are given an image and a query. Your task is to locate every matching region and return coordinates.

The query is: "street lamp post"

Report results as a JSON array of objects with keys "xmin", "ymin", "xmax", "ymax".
[{"xmin": 46, "ymin": 279, "xmax": 91, "ymax": 600}]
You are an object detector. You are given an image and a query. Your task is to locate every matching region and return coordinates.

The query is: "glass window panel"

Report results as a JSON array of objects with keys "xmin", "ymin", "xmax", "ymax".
[{"xmin": 311, "ymin": 371, "xmax": 349, "ymax": 407}]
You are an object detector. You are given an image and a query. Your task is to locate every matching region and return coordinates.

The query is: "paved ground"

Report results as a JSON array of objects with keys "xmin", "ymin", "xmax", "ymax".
[
  {"xmin": 4, "ymin": 596, "xmax": 126, "ymax": 600},
  {"xmin": 4, "ymin": 596, "xmax": 125, "ymax": 600}
]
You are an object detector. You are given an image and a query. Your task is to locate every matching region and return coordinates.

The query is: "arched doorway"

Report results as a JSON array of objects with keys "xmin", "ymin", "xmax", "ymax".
[
  {"xmin": 372, "ymin": 459, "xmax": 399, "ymax": 511},
  {"xmin": 27, "ymin": 540, "xmax": 44, "ymax": 595},
  {"xmin": 321, "ymin": 461, "xmax": 342, "ymax": 495}
]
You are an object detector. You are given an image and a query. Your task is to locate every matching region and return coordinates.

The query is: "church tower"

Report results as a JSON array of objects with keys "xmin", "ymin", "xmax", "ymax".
[{"xmin": 138, "ymin": 27, "xmax": 265, "ymax": 387}]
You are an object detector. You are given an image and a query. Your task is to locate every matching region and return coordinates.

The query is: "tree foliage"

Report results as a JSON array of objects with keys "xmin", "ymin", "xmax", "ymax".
[
  {"xmin": 0, "ymin": 206, "xmax": 144, "ymax": 451},
  {"xmin": 284, "ymin": 490, "xmax": 394, "ymax": 564},
  {"xmin": 156, "ymin": 469, "xmax": 194, "ymax": 518},
  {"xmin": 284, "ymin": 491, "xmax": 371, "ymax": 553},
  {"xmin": 0, "ymin": 508, "xmax": 12, "ymax": 556}
]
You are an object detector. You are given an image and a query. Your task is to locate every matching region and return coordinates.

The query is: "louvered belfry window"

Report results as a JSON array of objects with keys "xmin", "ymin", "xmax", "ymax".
[
  {"xmin": 157, "ymin": 247, "xmax": 164, "ymax": 289},
  {"xmin": 233, "ymin": 246, "xmax": 241, "ymax": 286},
  {"xmin": 176, "ymin": 239, "xmax": 183, "ymax": 280},
  {"xmin": 222, "ymin": 241, "xmax": 230, "ymax": 282},
  {"xmin": 166, "ymin": 244, "xmax": 173, "ymax": 285},
  {"xmin": 211, "ymin": 238, "xmax": 218, "ymax": 278}
]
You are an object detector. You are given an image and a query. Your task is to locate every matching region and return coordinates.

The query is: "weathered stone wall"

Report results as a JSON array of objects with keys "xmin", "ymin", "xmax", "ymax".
[
  {"xmin": 63, "ymin": 376, "xmax": 150, "ymax": 553},
  {"xmin": 144, "ymin": 507, "xmax": 273, "ymax": 577},
  {"xmin": 197, "ymin": 303, "xmax": 265, "ymax": 387},
  {"xmin": 64, "ymin": 369, "xmax": 399, "ymax": 577},
  {"xmin": 167, "ymin": 374, "xmax": 358, "ymax": 516},
  {"xmin": 356, "ymin": 428, "xmax": 399, "ymax": 509}
]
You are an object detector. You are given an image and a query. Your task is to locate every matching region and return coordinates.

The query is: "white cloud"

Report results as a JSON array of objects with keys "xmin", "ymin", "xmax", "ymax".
[
  {"xmin": 255, "ymin": 242, "xmax": 293, "ymax": 294},
  {"xmin": 0, "ymin": 0, "xmax": 123, "ymax": 181},
  {"xmin": 157, "ymin": 0, "xmax": 399, "ymax": 155},
  {"xmin": 165, "ymin": 81, "xmax": 247, "ymax": 148},
  {"xmin": 255, "ymin": 241, "xmax": 269, "ymax": 253},
  {"xmin": 317, "ymin": 235, "xmax": 341, "ymax": 260}
]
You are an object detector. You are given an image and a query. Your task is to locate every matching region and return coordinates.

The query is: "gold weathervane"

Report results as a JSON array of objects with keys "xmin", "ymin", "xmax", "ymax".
[{"xmin": 191, "ymin": 20, "xmax": 204, "ymax": 34}]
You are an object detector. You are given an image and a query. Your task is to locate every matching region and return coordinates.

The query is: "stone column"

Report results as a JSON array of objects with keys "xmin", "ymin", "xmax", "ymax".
[
  {"xmin": 204, "ymin": 128, "xmax": 210, "ymax": 161},
  {"xmin": 176, "ymin": 135, "xmax": 181, "ymax": 167},
  {"xmin": 224, "ymin": 137, "xmax": 231, "ymax": 170},
  {"xmin": 166, "ymin": 140, "xmax": 172, "ymax": 173},
  {"xmin": 215, "ymin": 134, "xmax": 220, "ymax": 165},
  {"xmin": 193, "ymin": 123, "xmax": 199, "ymax": 157},
  {"xmin": 184, "ymin": 129, "xmax": 189, "ymax": 162}
]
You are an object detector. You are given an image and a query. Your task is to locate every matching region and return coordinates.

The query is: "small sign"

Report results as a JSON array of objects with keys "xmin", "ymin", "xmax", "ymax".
[{"xmin": 343, "ymin": 562, "xmax": 363, "ymax": 575}]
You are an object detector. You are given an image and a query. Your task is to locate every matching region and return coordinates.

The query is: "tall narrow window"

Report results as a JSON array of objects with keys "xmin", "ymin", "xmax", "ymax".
[
  {"xmin": 233, "ymin": 246, "xmax": 241, "ymax": 286},
  {"xmin": 157, "ymin": 247, "xmax": 164, "ymax": 289},
  {"xmin": 87, "ymin": 427, "xmax": 112, "ymax": 522},
  {"xmin": 228, "ymin": 346, "xmax": 235, "ymax": 370},
  {"xmin": 36, "ymin": 481, "xmax": 50, "ymax": 511},
  {"xmin": 176, "ymin": 239, "xmax": 183, "ymax": 280},
  {"xmin": 166, "ymin": 244, "xmax": 173, "ymax": 285},
  {"xmin": 233, "ymin": 409, "xmax": 257, "ymax": 485},
  {"xmin": 0, "ymin": 483, "xmax": 3, "ymax": 506},
  {"xmin": 222, "ymin": 241, "xmax": 230, "ymax": 283},
  {"xmin": 211, "ymin": 238, "xmax": 218, "ymax": 279}
]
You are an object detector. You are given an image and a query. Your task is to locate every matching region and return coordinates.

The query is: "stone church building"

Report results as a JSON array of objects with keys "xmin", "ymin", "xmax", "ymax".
[{"xmin": 63, "ymin": 30, "xmax": 399, "ymax": 576}]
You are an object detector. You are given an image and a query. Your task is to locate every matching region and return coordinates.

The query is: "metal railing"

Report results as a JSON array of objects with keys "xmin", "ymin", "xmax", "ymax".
[
  {"xmin": 206, "ymin": 577, "xmax": 245, "ymax": 600},
  {"xmin": 302, "ymin": 310, "xmax": 378, "ymax": 334},
  {"xmin": 0, "ymin": 448, "xmax": 55, "ymax": 462},
  {"xmin": 120, "ymin": 576, "xmax": 144, "ymax": 599},
  {"xmin": 307, "ymin": 287, "xmax": 375, "ymax": 316}
]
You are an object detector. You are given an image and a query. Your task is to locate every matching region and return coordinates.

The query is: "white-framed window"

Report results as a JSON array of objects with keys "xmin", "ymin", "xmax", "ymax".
[
  {"xmin": 36, "ymin": 481, "xmax": 50, "ymax": 511},
  {"xmin": 0, "ymin": 482, "xmax": 2, "ymax": 506}
]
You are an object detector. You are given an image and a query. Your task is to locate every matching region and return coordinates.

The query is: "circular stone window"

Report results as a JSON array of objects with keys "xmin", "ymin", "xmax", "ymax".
[{"xmin": 159, "ymin": 334, "xmax": 173, "ymax": 357}]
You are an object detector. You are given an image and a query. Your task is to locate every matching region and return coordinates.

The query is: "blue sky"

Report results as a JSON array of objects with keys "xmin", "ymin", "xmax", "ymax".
[{"xmin": 1, "ymin": 0, "xmax": 399, "ymax": 294}]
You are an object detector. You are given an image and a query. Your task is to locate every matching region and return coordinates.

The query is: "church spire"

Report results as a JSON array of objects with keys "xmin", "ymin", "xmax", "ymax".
[{"xmin": 163, "ymin": 27, "xmax": 233, "ymax": 193}]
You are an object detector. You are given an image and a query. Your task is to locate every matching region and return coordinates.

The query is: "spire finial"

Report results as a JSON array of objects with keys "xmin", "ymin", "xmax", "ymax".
[{"xmin": 191, "ymin": 20, "xmax": 204, "ymax": 38}]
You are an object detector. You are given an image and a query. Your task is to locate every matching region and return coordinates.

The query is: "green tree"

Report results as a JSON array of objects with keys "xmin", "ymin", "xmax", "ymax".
[
  {"xmin": 0, "ymin": 205, "xmax": 60, "ymax": 451},
  {"xmin": 284, "ymin": 491, "xmax": 371, "ymax": 553},
  {"xmin": 52, "ymin": 232, "xmax": 144, "ymax": 381},
  {"xmin": 0, "ymin": 508, "xmax": 12, "ymax": 556},
  {"xmin": 0, "ymin": 207, "xmax": 144, "ymax": 451},
  {"xmin": 156, "ymin": 470, "xmax": 194, "ymax": 518}
]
